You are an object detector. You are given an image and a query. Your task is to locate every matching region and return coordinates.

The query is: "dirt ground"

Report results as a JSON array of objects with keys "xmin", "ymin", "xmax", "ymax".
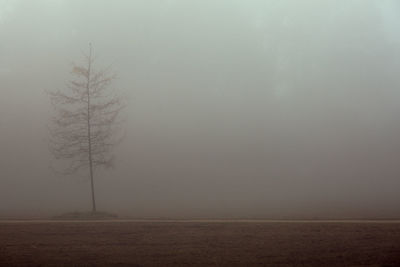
[{"xmin": 1, "ymin": 221, "xmax": 400, "ymax": 266}]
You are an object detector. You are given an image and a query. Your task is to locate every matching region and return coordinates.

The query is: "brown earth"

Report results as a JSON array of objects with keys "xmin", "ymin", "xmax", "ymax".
[{"xmin": 1, "ymin": 221, "xmax": 400, "ymax": 266}]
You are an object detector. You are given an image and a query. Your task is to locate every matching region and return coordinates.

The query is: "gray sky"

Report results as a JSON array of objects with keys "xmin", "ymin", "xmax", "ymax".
[{"xmin": 1, "ymin": 0, "xmax": 400, "ymax": 218}]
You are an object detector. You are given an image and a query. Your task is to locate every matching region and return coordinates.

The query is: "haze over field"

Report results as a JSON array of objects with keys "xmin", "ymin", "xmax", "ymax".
[{"xmin": 1, "ymin": 0, "xmax": 400, "ymax": 218}]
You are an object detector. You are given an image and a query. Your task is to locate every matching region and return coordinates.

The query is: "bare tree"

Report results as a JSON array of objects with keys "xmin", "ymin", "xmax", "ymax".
[{"xmin": 48, "ymin": 44, "xmax": 123, "ymax": 212}]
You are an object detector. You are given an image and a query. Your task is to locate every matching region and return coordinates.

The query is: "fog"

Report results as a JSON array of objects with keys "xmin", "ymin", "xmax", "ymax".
[{"xmin": 1, "ymin": 0, "xmax": 400, "ymax": 219}]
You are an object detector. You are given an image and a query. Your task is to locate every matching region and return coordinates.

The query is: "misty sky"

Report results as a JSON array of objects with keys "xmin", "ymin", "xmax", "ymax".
[{"xmin": 1, "ymin": 0, "xmax": 400, "ymax": 218}]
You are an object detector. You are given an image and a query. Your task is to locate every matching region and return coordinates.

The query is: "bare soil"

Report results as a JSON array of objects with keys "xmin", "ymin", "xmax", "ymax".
[{"xmin": 1, "ymin": 221, "xmax": 400, "ymax": 266}]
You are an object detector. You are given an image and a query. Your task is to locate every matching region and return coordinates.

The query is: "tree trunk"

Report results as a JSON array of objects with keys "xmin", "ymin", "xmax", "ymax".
[{"xmin": 87, "ymin": 43, "xmax": 97, "ymax": 212}]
